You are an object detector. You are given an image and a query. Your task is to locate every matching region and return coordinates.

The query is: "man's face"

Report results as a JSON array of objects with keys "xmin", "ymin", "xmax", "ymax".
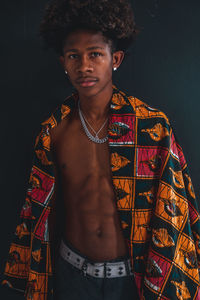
[{"xmin": 60, "ymin": 29, "xmax": 124, "ymax": 98}]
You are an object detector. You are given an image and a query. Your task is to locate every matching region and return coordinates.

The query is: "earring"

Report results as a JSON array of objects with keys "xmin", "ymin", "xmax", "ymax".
[
  {"xmin": 113, "ymin": 67, "xmax": 117, "ymax": 71},
  {"xmin": 65, "ymin": 70, "xmax": 68, "ymax": 75}
]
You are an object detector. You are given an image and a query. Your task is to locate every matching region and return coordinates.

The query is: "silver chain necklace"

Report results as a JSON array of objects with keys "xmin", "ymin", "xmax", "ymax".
[{"xmin": 78, "ymin": 101, "xmax": 108, "ymax": 144}]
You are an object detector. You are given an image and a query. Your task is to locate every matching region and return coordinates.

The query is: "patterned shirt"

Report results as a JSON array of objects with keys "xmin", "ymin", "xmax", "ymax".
[{"xmin": 2, "ymin": 86, "xmax": 200, "ymax": 299}]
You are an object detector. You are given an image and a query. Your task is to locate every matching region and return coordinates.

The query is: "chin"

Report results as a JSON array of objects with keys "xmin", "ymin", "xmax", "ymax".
[{"xmin": 76, "ymin": 85, "xmax": 102, "ymax": 98}]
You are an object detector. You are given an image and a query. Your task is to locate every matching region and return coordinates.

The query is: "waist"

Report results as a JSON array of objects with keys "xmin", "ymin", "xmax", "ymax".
[
  {"xmin": 59, "ymin": 238, "xmax": 133, "ymax": 278},
  {"xmin": 63, "ymin": 214, "xmax": 128, "ymax": 261}
]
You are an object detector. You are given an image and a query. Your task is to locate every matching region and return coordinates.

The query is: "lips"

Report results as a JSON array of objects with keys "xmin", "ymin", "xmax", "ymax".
[{"xmin": 76, "ymin": 77, "xmax": 98, "ymax": 87}]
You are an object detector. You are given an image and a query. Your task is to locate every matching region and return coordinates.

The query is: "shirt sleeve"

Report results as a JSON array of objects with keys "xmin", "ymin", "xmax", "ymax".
[
  {"xmin": 1, "ymin": 122, "xmax": 55, "ymax": 297},
  {"xmin": 1, "ymin": 160, "xmax": 34, "ymax": 293},
  {"xmin": 142, "ymin": 123, "xmax": 200, "ymax": 299}
]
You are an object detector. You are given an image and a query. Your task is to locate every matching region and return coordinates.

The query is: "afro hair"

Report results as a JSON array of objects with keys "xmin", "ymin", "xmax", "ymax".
[{"xmin": 40, "ymin": 0, "xmax": 137, "ymax": 55}]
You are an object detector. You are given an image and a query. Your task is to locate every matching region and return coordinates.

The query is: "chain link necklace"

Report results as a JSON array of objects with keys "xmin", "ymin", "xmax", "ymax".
[{"xmin": 78, "ymin": 101, "xmax": 108, "ymax": 144}]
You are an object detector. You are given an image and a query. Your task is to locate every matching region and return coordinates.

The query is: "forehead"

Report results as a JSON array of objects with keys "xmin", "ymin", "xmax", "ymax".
[{"xmin": 63, "ymin": 29, "xmax": 110, "ymax": 50}]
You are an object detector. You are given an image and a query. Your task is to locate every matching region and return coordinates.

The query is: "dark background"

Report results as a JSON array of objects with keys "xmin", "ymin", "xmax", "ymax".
[{"xmin": 1, "ymin": 0, "xmax": 200, "ymax": 298}]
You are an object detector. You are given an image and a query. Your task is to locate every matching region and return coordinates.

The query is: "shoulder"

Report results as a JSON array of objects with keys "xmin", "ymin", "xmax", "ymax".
[
  {"xmin": 124, "ymin": 92, "xmax": 173, "ymax": 147},
  {"xmin": 34, "ymin": 92, "xmax": 77, "ymax": 150},
  {"xmin": 127, "ymin": 94, "xmax": 170, "ymax": 125},
  {"xmin": 40, "ymin": 92, "xmax": 78, "ymax": 130},
  {"xmin": 113, "ymin": 86, "xmax": 170, "ymax": 125}
]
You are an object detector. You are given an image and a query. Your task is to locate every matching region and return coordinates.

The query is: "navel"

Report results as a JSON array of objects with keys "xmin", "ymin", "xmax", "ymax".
[{"xmin": 96, "ymin": 227, "xmax": 103, "ymax": 237}]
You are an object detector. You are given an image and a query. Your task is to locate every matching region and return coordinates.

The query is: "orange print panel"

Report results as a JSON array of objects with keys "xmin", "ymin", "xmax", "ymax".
[
  {"xmin": 35, "ymin": 128, "xmax": 51, "ymax": 151},
  {"xmin": 128, "ymin": 97, "xmax": 166, "ymax": 119},
  {"xmin": 35, "ymin": 150, "xmax": 52, "ymax": 166},
  {"xmin": 41, "ymin": 133, "xmax": 51, "ymax": 152},
  {"xmin": 61, "ymin": 104, "xmax": 71, "ymax": 120},
  {"xmin": 133, "ymin": 209, "xmax": 152, "ymax": 242},
  {"xmin": 110, "ymin": 93, "xmax": 128, "ymax": 110},
  {"xmin": 113, "ymin": 178, "xmax": 133, "ymax": 210},
  {"xmin": 41, "ymin": 115, "xmax": 57, "ymax": 128},
  {"xmin": 27, "ymin": 272, "xmax": 47, "ymax": 299},
  {"xmin": 46, "ymin": 244, "xmax": 52, "ymax": 275},
  {"xmin": 155, "ymin": 183, "xmax": 187, "ymax": 230},
  {"xmin": 174, "ymin": 234, "xmax": 199, "ymax": 283},
  {"xmin": 5, "ymin": 244, "xmax": 30, "ymax": 278}
]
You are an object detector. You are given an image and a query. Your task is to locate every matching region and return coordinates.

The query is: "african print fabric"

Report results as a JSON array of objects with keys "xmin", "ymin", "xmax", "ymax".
[{"xmin": 2, "ymin": 86, "xmax": 200, "ymax": 299}]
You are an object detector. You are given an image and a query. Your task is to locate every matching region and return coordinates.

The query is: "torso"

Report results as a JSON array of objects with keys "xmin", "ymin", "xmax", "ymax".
[{"xmin": 50, "ymin": 105, "xmax": 128, "ymax": 262}]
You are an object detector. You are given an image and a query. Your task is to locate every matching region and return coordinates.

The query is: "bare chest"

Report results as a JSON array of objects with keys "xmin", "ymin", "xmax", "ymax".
[
  {"xmin": 51, "ymin": 115, "xmax": 114, "ymax": 202},
  {"xmin": 50, "ymin": 113, "xmax": 128, "ymax": 260}
]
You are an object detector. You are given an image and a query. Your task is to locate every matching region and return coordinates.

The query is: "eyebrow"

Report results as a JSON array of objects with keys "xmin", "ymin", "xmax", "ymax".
[{"xmin": 64, "ymin": 46, "xmax": 105, "ymax": 53}]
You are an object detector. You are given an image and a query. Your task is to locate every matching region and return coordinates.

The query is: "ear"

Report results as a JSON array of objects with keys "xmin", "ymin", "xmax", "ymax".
[
  {"xmin": 112, "ymin": 51, "xmax": 125, "ymax": 69},
  {"xmin": 59, "ymin": 56, "xmax": 65, "ymax": 69}
]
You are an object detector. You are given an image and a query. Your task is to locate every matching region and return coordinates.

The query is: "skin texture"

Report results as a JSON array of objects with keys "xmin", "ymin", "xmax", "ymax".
[{"xmin": 50, "ymin": 29, "xmax": 128, "ymax": 262}]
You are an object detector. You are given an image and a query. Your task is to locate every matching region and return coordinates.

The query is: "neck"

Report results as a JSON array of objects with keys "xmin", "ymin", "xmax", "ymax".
[{"xmin": 78, "ymin": 82, "xmax": 113, "ymax": 121}]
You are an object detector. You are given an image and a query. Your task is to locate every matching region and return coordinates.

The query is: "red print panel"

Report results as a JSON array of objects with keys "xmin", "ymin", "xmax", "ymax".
[
  {"xmin": 108, "ymin": 115, "xmax": 135, "ymax": 145},
  {"xmin": 30, "ymin": 167, "xmax": 54, "ymax": 206},
  {"xmin": 136, "ymin": 147, "xmax": 168, "ymax": 178},
  {"xmin": 170, "ymin": 132, "xmax": 186, "ymax": 168},
  {"xmin": 34, "ymin": 209, "xmax": 49, "ymax": 240},
  {"xmin": 188, "ymin": 202, "xmax": 199, "ymax": 224},
  {"xmin": 144, "ymin": 251, "xmax": 171, "ymax": 293}
]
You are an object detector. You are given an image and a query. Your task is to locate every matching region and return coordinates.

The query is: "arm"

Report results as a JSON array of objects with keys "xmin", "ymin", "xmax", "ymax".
[
  {"xmin": 142, "ymin": 124, "xmax": 200, "ymax": 299},
  {"xmin": 1, "ymin": 120, "xmax": 56, "ymax": 299}
]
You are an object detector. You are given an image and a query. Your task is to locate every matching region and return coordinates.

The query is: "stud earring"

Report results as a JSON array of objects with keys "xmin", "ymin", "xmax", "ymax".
[
  {"xmin": 65, "ymin": 70, "xmax": 68, "ymax": 75},
  {"xmin": 113, "ymin": 67, "xmax": 117, "ymax": 71}
]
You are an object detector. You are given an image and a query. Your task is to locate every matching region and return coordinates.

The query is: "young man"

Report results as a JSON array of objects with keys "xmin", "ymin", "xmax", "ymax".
[{"xmin": 2, "ymin": 0, "xmax": 200, "ymax": 299}]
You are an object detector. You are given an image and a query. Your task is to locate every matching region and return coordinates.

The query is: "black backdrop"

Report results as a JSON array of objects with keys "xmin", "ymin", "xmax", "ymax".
[{"xmin": 1, "ymin": 1, "xmax": 200, "ymax": 298}]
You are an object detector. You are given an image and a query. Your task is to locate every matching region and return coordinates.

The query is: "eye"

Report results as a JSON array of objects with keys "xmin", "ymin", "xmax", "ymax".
[
  {"xmin": 90, "ymin": 52, "xmax": 103, "ymax": 57},
  {"xmin": 68, "ymin": 54, "xmax": 78, "ymax": 59}
]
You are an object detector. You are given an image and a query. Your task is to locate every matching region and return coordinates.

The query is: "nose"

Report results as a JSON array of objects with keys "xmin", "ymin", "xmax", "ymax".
[{"xmin": 76, "ymin": 55, "xmax": 93, "ymax": 73}]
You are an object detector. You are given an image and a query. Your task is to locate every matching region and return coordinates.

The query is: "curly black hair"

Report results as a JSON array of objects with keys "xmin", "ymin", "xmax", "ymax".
[{"xmin": 40, "ymin": 0, "xmax": 137, "ymax": 55}]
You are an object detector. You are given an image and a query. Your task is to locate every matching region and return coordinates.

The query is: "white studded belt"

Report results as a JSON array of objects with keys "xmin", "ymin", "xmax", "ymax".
[{"xmin": 59, "ymin": 239, "xmax": 134, "ymax": 278}]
